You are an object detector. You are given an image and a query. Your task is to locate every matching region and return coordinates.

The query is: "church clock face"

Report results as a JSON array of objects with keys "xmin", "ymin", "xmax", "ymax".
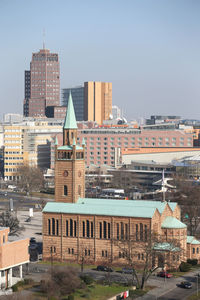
[
  {"xmin": 78, "ymin": 171, "xmax": 81, "ymax": 177},
  {"xmin": 63, "ymin": 170, "xmax": 68, "ymax": 177}
]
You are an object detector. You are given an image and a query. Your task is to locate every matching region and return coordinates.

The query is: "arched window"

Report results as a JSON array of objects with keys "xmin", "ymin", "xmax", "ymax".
[
  {"xmin": 82, "ymin": 221, "xmax": 85, "ymax": 237},
  {"xmin": 70, "ymin": 219, "xmax": 73, "ymax": 237},
  {"xmin": 74, "ymin": 220, "xmax": 77, "ymax": 237},
  {"xmin": 87, "ymin": 220, "xmax": 90, "ymax": 237},
  {"xmin": 48, "ymin": 219, "xmax": 51, "ymax": 235},
  {"xmin": 56, "ymin": 220, "xmax": 59, "ymax": 236},
  {"xmin": 99, "ymin": 222, "xmax": 102, "ymax": 239},
  {"xmin": 121, "ymin": 222, "xmax": 124, "ymax": 240},
  {"xmin": 140, "ymin": 223, "xmax": 143, "ymax": 241},
  {"xmin": 145, "ymin": 225, "xmax": 148, "ymax": 241},
  {"xmin": 64, "ymin": 185, "xmax": 68, "ymax": 196},
  {"xmin": 108, "ymin": 223, "xmax": 111, "ymax": 239},
  {"xmin": 52, "ymin": 218, "xmax": 55, "ymax": 235},
  {"xmin": 117, "ymin": 223, "xmax": 119, "ymax": 240},
  {"xmin": 125, "ymin": 224, "xmax": 128, "ymax": 240},
  {"xmin": 66, "ymin": 220, "xmax": 68, "ymax": 236},
  {"xmin": 136, "ymin": 224, "xmax": 138, "ymax": 241},
  {"xmin": 103, "ymin": 221, "xmax": 107, "ymax": 239},
  {"xmin": 91, "ymin": 222, "xmax": 94, "ymax": 238}
]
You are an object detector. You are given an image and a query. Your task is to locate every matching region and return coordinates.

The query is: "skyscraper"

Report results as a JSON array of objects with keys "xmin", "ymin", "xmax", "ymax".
[
  {"xmin": 84, "ymin": 81, "xmax": 112, "ymax": 124},
  {"xmin": 62, "ymin": 86, "xmax": 84, "ymax": 121},
  {"xmin": 23, "ymin": 48, "xmax": 60, "ymax": 117}
]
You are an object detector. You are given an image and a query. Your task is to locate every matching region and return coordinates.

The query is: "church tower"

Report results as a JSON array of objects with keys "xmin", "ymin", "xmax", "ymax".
[{"xmin": 55, "ymin": 93, "xmax": 85, "ymax": 203}]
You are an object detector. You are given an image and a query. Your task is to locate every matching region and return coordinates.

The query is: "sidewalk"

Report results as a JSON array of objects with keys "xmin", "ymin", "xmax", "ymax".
[{"xmin": 137, "ymin": 268, "xmax": 200, "ymax": 299}]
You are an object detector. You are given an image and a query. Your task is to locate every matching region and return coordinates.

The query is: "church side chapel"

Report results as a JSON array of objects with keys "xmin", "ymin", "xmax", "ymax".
[{"xmin": 42, "ymin": 93, "xmax": 200, "ymax": 268}]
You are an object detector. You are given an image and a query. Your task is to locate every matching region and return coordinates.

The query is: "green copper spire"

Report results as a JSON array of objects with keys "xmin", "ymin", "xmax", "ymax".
[{"xmin": 64, "ymin": 92, "xmax": 77, "ymax": 129}]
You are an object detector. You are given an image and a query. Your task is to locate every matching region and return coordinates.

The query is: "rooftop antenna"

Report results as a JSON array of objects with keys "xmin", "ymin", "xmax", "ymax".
[{"xmin": 43, "ymin": 28, "xmax": 45, "ymax": 49}]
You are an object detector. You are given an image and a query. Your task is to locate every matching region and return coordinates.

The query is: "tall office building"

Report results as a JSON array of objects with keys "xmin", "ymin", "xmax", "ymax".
[
  {"xmin": 62, "ymin": 86, "xmax": 84, "ymax": 121},
  {"xmin": 84, "ymin": 82, "xmax": 112, "ymax": 124},
  {"xmin": 23, "ymin": 48, "xmax": 60, "ymax": 117}
]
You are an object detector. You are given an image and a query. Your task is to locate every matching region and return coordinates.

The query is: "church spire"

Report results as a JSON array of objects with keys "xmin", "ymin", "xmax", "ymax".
[{"xmin": 63, "ymin": 92, "xmax": 77, "ymax": 130}]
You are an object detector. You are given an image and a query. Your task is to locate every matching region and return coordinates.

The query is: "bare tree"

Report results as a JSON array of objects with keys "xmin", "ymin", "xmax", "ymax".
[
  {"xmin": 41, "ymin": 266, "xmax": 81, "ymax": 299},
  {"xmin": 114, "ymin": 231, "xmax": 183, "ymax": 290},
  {"xmin": 171, "ymin": 176, "xmax": 200, "ymax": 236},
  {"xmin": 17, "ymin": 164, "xmax": 44, "ymax": 195},
  {"xmin": 0, "ymin": 211, "xmax": 24, "ymax": 236}
]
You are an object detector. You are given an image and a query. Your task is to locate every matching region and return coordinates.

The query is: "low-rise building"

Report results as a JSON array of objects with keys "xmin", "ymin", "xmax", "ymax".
[{"xmin": 0, "ymin": 227, "xmax": 29, "ymax": 289}]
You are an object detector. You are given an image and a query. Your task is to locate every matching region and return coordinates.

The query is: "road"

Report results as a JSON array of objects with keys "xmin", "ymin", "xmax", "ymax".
[
  {"xmin": 157, "ymin": 276, "xmax": 199, "ymax": 300},
  {"xmin": 0, "ymin": 190, "xmax": 53, "ymax": 209}
]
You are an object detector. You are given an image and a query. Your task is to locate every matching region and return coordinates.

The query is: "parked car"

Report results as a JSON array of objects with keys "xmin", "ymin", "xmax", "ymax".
[
  {"xmin": 157, "ymin": 271, "xmax": 173, "ymax": 278},
  {"xmin": 30, "ymin": 237, "xmax": 36, "ymax": 244},
  {"xmin": 122, "ymin": 267, "xmax": 133, "ymax": 274},
  {"xmin": 179, "ymin": 281, "xmax": 192, "ymax": 289},
  {"xmin": 97, "ymin": 265, "xmax": 113, "ymax": 272}
]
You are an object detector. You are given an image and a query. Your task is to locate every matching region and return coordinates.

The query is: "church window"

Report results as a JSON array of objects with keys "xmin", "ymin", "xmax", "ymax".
[
  {"xmin": 64, "ymin": 185, "xmax": 68, "ymax": 196},
  {"xmin": 74, "ymin": 220, "xmax": 77, "ymax": 237},
  {"xmin": 108, "ymin": 223, "xmax": 111, "ymax": 239},
  {"xmin": 66, "ymin": 220, "xmax": 68, "ymax": 236},
  {"xmin": 117, "ymin": 223, "xmax": 119, "ymax": 240},
  {"xmin": 56, "ymin": 220, "xmax": 59, "ymax": 235},
  {"xmin": 82, "ymin": 221, "xmax": 85, "ymax": 237},
  {"xmin": 102, "ymin": 250, "xmax": 104, "ymax": 257},
  {"xmin": 125, "ymin": 224, "xmax": 128, "ymax": 240},
  {"xmin": 70, "ymin": 219, "xmax": 73, "ymax": 237},
  {"xmin": 48, "ymin": 219, "xmax": 51, "ymax": 235},
  {"xmin": 193, "ymin": 248, "xmax": 195, "ymax": 254},
  {"xmin": 103, "ymin": 221, "xmax": 107, "ymax": 239},
  {"xmin": 99, "ymin": 222, "xmax": 102, "ymax": 239},
  {"xmin": 91, "ymin": 222, "xmax": 94, "ymax": 238},
  {"xmin": 145, "ymin": 225, "xmax": 148, "ymax": 241},
  {"xmin": 52, "ymin": 218, "xmax": 55, "ymax": 235},
  {"xmin": 87, "ymin": 220, "xmax": 90, "ymax": 237},
  {"xmin": 121, "ymin": 222, "xmax": 124, "ymax": 240},
  {"xmin": 136, "ymin": 224, "xmax": 138, "ymax": 241},
  {"xmin": 140, "ymin": 223, "xmax": 143, "ymax": 241}
]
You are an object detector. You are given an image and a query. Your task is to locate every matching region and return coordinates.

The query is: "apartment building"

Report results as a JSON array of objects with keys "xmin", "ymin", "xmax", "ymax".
[{"xmin": 3, "ymin": 119, "xmax": 63, "ymax": 180}]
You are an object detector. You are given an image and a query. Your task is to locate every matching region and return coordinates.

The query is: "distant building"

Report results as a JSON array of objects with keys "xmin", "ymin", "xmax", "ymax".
[
  {"xmin": 84, "ymin": 81, "xmax": 112, "ymax": 124},
  {"xmin": 112, "ymin": 105, "xmax": 121, "ymax": 120},
  {"xmin": 3, "ymin": 118, "xmax": 63, "ymax": 180},
  {"xmin": 62, "ymin": 86, "xmax": 84, "ymax": 121},
  {"xmin": 23, "ymin": 48, "xmax": 60, "ymax": 117},
  {"xmin": 146, "ymin": 115, "xmax": 181, "ymax": 125},
  {"xmin": 3, "ymin": 114, "xmax": 23, "ymax": 124},
  {"xmin": 62, "ymin": 82, "xmax": 112, "ymax": 124}
]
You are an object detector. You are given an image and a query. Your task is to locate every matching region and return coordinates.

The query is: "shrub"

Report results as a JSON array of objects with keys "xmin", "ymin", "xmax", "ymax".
[
  {"xmin": 68, "ymin": 295, "xmax": 74, "ymax": 300},
  {"xmin": 80, "ymin": 275, "xmax": 94, "ymax": 285},
  {"xmin": 12, "ymin": 284, "xmax": 18, "ymax": 292},
  {"xmin": 187, "ymin": 259, "xmax": 198, "ymax": 266},
  {"xmin": 179, "ymin": 262, "xmax": 191, "ymax": 272}
]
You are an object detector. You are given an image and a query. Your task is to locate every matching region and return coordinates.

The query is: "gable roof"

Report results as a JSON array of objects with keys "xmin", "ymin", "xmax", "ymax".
[
  {"xmin": 77, "ymin": 198, "xmax": 177, "ymax": 215},
  {"xmin": 161, "ymin": 216, "xmax": 186, "ymax": 229},
  {"xmin": 43, "ymin": 201, "xmax": 158, "ymax": 219},
  {"xmin": 187, "ymin": 236, "xmax": 200, "ymax": 245},
  {"xmin": 63, "ymin": 92, "xmax": 77, "ymax": 129}
]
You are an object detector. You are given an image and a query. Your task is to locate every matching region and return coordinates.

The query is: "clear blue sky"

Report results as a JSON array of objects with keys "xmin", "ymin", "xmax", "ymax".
[{"xmin": 0, "ymin": 0, "xmax": 200, "ymax": 121}]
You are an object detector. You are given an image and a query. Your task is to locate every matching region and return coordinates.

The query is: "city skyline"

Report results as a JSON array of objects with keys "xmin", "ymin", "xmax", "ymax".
[{"xmin": 0, "ymin": 0, "xmax": 200, "ymax": 121}]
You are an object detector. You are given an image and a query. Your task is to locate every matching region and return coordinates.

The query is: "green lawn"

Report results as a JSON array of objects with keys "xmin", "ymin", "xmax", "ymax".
[{"xmin": 73, "ymin": 283, "xmax": 145, "ymax": 300}]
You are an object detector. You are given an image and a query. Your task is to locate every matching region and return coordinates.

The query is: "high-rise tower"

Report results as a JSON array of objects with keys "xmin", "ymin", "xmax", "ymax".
[
  {"xmin": 55, "ymin": 93, "xmax": 85, "ymax": 203},
  {"xmin": 23, "ymin": 48, "xmax": 60, "ymax": 117}
]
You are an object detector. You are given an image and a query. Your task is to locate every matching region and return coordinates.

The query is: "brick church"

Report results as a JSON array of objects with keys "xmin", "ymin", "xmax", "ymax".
[{"xmin": 42, "ymin": 93, "xmax": 200, "ymax": 267}]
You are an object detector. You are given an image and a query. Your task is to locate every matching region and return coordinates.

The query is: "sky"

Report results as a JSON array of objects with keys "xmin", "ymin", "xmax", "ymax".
[{"xmin": 0, "ymin": 0, "xmax": 200, "ymax": 121}]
